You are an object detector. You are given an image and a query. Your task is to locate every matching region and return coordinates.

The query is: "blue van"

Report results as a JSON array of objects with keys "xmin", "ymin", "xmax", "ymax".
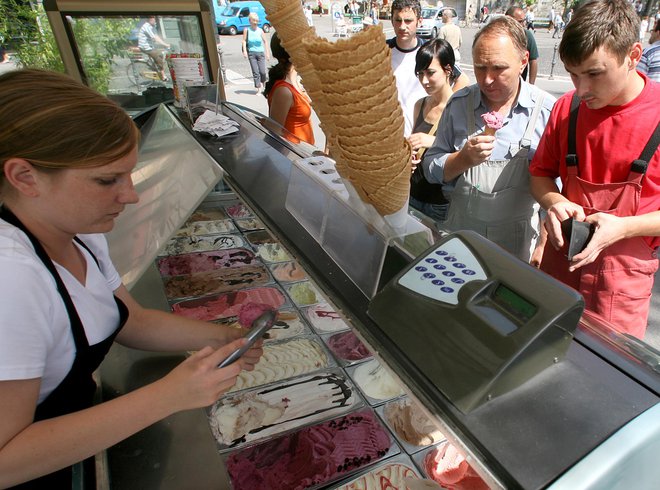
[{"xmin": 213, "ymin": 1, "xmax": 271, "ymax": 35}]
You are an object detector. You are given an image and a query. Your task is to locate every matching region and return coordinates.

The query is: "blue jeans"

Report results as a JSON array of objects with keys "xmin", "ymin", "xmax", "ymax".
[
  {"xmin": 248, "ymin": 52, "xmax": 267, "ymax": 88},
  {"xmin": 409, "ymin": 196, "xmax": 449, "ymax": 224}
]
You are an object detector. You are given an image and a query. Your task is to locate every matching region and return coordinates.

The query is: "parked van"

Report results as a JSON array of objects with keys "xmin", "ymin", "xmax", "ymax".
[{"xmin": 212, "ymin": 1, "xmax": 271, "ymax": 35}]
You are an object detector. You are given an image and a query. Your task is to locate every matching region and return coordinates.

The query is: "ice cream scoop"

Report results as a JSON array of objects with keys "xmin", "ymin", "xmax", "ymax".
[{"xmin": 480, "ymin": 111, "xmax": 504, "ymax": 137}]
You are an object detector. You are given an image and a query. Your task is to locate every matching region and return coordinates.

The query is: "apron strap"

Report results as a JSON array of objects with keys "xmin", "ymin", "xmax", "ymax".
[
  {"xmin": 630, "ymin": 121, "xmax": 660, "ymax": 175},
  {"xmin": 467, "ymin": 88, "xmax": 476, "ymax": 134},
  {"xmin": 566, "ymin": 93, "xmax": 580, "ymax": 168},
  {"xmin": 0, "ymin": 206, "xmax": 91, "ymax": 349},
  {"xmin": 520, "ymin": 89, "xmax": 546, "ymax": 149}
]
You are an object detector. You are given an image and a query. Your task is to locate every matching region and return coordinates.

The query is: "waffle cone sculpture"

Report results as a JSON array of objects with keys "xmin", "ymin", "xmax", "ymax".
[
  {"xmin": 303, "ymin": 24, "xmax": 411, "ymax": 216},
  {"xmin": 262, "ymin": 4, "xmax": 410, "ymax": 216}
]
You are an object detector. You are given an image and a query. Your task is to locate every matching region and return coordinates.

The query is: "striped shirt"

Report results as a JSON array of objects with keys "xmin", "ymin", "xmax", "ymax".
[{"xmin": 638, "ymin": 41, "xmax": 660, "ymax": 82}]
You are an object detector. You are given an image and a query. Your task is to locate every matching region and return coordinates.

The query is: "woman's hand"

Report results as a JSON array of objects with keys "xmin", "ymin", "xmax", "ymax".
[
  {"xmin": 157, "ymin": 338, "xmax": 258, "ymax": 411},
  {"xmin": 408, "ymin": 132, "xmax": 435, "ymax": 152}
]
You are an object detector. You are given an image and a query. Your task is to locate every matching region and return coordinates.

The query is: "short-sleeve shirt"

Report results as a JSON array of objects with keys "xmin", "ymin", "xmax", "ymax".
[
  {"xmin": 529, "ymin": 75, "xmax": 660, "ymax": 248},
  {"xmin": 638, "ymin": 41, "xmax": 660, "ymax": 82},
  {"xmin": 423, "ymin": 80, "xmax": 556, "ymax": 184},
  {"xmin": 0, "ymin": 224, "xmax": 122, "ymax": 403},
  {"xmin": 388, "ymin": 37, "xmax": 428, "ymax": 137},
  {"xmin": 138, "ymin": 22, "xmax": 156, "ymax": 51}
]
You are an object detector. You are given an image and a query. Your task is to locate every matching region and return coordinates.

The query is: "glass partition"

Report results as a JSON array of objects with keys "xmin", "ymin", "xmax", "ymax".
[{"xmin": 62, "ymin": 14, "xmax": 209, "ymax": 111}]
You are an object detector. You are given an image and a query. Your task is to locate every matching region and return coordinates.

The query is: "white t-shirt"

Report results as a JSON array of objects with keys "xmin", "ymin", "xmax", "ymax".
[
  {"xmin": 0, "ymin": 220, "xmax": 122, "ymax": 404},
  {"xmin": 389, "ymin": 39, "xmax": 428, "ymax": 138},
  {"xmin": 138, "ymin": 22, "xmax": 156, "ymax": 51}
]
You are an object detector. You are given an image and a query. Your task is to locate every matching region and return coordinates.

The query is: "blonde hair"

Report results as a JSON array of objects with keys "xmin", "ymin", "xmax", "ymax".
[
  {"xmin": 248, "ymin": 12, "xmax": 260, "ymax": 22},
  {"xmin": 0, "ymin": 69, "xmax": 139, "ymax": 189}
]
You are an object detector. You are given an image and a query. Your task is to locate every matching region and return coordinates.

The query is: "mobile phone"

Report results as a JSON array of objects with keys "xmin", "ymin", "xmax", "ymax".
[{"xmin": 217, "ymin": 310, "xmax": 275, "ymax": 368}]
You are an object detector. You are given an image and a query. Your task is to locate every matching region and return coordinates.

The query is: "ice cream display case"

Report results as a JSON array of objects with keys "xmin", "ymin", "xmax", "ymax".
[{"xmin": 97, "ymin": 101, "xmax": 660, "ymax": 490}]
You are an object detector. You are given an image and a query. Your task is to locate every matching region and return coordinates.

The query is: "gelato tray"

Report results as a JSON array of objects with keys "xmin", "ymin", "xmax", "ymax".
[
  {"xmin": 225, "ymin": 408, "xmax": 399, "ymax": 490},
  {"xmin": 215, "ymin": 308, "xmax": 311, "ymax": 343},
  {"xmin": 304, "ymin": 302, "xmax": 351, "ymax": 334},
  {"xmin": 173, "ymin": 219, "xmax": 236, "ymax": 237},
  {"xmin": 160, "ymin": 234, "xmax": 245, "ymax": 256},
  {"xmin": 161, "ymin": 264, "xmax": 272, "ymax": 300},
  {"xmin": 229, "ymin": 336, "xmax": 335, "ymax": 393},
  {"xmin": 225, "ymin": 202, "xmax": 254, "ymax": 219},
  {"xmin": 269, "ymin": 261, "xmax": 307, "ymax": 283},
  {"xmin": 332, "ymin": 454, "xmax": 422, "ymax": 489},
  {"xmin": 322, "ymin": 330, "xmax": 373, "ymax": 367},
  {"xmin": 156, "ymin": 248, "xmax": 258, "ymax": 276},
  {"xmin": 254, "ymin": 242, "xmax": 292, "ymax": 263},
  {"xmin": 412, "ymin": 441, "xmax": 489, "ymax": 490},
  {"xmin": 377, "ymin": 397, "xmax": 445, "ymax": 455},
  {"xmin": 170, "ymin": 286, "xmax": 288, "ymax": 321},
  {"xmin": 185, "ymin": 207, "xmax": 228, "ymax": 223},
  {"xmin": 209, "ymin": 369, "xmax": 364, "ymax": 451},
  {"xmin": 244, "ymin": 229, "xmax": 275, "ymax": 245},
  {"xmin": 285, "ymin": 280, "xmax": 326, "ymax": 307},
  {"xmin": 234, "ymin": 217, "xmax": 265, "ymax": 232},
  {"xmin": 346, "ymin": 359, "xmax": 405, "ymax": 406}
]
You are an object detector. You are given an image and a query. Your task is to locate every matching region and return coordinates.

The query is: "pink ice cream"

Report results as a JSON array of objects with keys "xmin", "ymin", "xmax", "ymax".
[
  {"xmin": 238, "ymin": 302, "xmax": 275, "ymax": 328},
  {"xmin": 157, "ymin": 249, "xmax": 257, "ymax": 276},
  {"xmin": 424, "ymin": 443, "xmax": 488, "ymax": 490},
  {"xmin": 226, "ymin": 203, "xmax": 253, "ymax": 219},
  {"xmin": 170, "ymin": 286, "xmax": 286, "ymax": 321},
  {"xmin": 226, "ymin": 409, "xmax": 392, "ymax": 490},
  {"xmin": 326, "ymin": 331, "xmax": 372, "ymax": 362},
  {"xmin": 480, "ymin": 111, "xmax": 504, "ymax": 136}
]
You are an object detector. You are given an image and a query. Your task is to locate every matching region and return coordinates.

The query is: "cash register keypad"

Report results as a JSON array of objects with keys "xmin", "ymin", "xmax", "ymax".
[{"xmin": 398, "ymin": 237, "xmax": 487, "ymax": 305}]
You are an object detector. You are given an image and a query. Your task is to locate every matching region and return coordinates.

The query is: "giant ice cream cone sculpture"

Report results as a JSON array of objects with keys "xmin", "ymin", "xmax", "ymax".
[{"xmin": 262, "ymin": 4, "xmax": 411, "ymax": 217}]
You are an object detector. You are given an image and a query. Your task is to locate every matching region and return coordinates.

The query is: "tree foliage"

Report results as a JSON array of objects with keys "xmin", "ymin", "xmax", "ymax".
[{"xmin": 1, "ymin": 1, "xmax": 136, "ymax": 93}]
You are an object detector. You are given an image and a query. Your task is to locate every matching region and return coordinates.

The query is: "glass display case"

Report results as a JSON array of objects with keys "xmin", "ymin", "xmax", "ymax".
[{"xmin": 96, "ymin": 102, "xmax": 660, "ymax": 490}]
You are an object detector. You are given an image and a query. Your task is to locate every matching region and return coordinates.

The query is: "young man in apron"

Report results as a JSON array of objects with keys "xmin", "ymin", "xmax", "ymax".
[
  {"xmin": 423, "ymin": 16, "xmax": 555, "ymax": 263},
  {"xmin": 530, "ymin": 0, "xmax": 660, "ymax": 339}
]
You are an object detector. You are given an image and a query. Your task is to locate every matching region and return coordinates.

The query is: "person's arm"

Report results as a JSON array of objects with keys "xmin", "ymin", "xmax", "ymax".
[
  {"xmin": 262, "ymin": 31, "xmax": 271, "ymax": 61},
  {"xmin": 0, "ymin": 337, "xmax": 250, "ymax": 487},
  {"xmin": 408, "ymin": 98, "xmax": 436, "ymax": 155},
  {"xmin": 528, "ymin": 58, "xmax": 538, "ymax": 85},
  {"xmin": 242, "ymin": 29, "xmax": 248, "ymax": 58},
  {"xmin": 268, "ymin": 85, "xmax": 294, "ymax": 129},
  {"xmin": 113, "ymin": 285, "xmax": 261, "ymax": 366}
]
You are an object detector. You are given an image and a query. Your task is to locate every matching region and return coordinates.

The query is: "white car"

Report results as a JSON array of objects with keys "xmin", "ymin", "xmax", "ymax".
[{"xmin": 417, "ymin": 6, "xmax": 458, "ymax": 39}]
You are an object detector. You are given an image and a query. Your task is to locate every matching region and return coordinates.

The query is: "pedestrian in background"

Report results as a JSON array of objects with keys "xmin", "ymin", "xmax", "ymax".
[
  {"xmin": 439, "ymin": 8, "xmax": 462, "ymax": 63},
  {"xmin": 506, "ymin": 6, "xmax": 539, "ymax": 84},
  {"xmin": 242, "ymin": 12, "xmax": 270, "ymax": 92},
  {"xmin": 304, "ymin": 5, "xmax": 314, "ymax": 26},
  {"xmin": 137, "ymin": 16, "xmax": 170, "ymax": 81},
  {"xmin": 552, "ymin": 11, "xmax": 563, "ymax": 38}
]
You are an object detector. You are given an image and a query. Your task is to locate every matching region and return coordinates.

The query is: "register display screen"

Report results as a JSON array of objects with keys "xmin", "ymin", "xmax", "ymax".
[{"xmin": 493, "ymin": 284, "xmax": 537, "ymax": 323}]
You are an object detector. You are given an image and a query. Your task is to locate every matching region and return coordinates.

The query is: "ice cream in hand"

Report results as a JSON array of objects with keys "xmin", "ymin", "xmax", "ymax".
[{"xmin": 481, "ymin": 111, "xmax": 503, "ymax": 137}]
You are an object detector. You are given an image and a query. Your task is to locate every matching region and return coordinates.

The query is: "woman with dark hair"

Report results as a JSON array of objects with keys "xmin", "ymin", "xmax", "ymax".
[
  {"xmin": 408, "ymin": 38, "xmax": 468, "ymax": 222},
  {"xmin": 263, "ymin": 33, "xmax": 315, "ymax": 145}
]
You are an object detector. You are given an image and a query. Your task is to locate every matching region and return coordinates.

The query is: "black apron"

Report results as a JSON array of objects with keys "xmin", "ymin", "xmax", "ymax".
[{"xmin": 1, "ymin": 207, "xmax": 128, "ymax": 489}]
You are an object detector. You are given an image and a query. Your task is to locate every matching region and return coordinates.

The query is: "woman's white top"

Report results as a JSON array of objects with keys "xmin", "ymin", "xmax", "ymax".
[{"xmin": 0, "ymin": 219, "xmax": 122, "ymax": 403}]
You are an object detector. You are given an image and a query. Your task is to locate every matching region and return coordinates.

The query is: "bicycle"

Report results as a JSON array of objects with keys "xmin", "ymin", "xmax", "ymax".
[{"xmin": 126, "ymin": 46, "xmax": 166, "ymax": 91}]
